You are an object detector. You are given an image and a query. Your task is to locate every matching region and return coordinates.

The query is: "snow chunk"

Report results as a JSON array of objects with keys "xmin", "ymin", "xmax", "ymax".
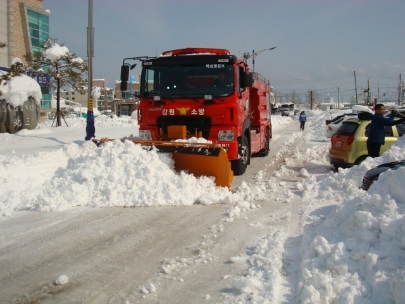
[
  {"xmin": 54, "ymin": 275, "xmax": 69, "ymax": 285},
  {"xmin": 45, "ymin": 43, "xmax": 69, "ymax": 62}
]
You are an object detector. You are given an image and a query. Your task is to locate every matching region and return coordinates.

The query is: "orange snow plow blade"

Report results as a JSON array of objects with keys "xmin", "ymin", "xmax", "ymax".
[
  {"xmin": 93, "ymin": 138, "xmax": 234, "ymax": 189},
  {"xmin": 171, "ymin": 147, "xmax": 233, "ymax": 189}
]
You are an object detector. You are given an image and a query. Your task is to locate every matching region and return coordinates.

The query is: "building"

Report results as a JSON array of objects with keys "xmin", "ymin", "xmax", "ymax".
[
  {"xmin": 350, "ymin": 94, "xmax": 366, "ymax": 105},
  {"xmin": 324, "ymin": 95, "xmax": 334, "ymax": 104},
  {"xmin": 319, "ymin": 95, "xmax": 334, "ymax": 111},
  {"xmin": 59, "ymin": 79, "xmax": 114, "ymax": 113},
  {"xmin": 0, "ymin": 0, "xmax": 49, "ymax": 66},
  {"xmin": 113, "ymin": 80, "xmax": 140, "ymax": 116},
  {"xmin": 0, "ymin": 0, "xmax": 51, "ymax": 108}
]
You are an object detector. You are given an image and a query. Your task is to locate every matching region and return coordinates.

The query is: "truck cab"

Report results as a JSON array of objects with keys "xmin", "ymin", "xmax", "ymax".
[{"xmin": 122, "ymin": 48, "xmax": 273, "ymax": 175}]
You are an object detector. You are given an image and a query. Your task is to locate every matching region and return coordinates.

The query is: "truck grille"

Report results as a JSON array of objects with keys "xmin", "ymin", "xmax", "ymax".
[{"xmin": 156, "ymin": 116, "xmax": 212, "ymax": 139}]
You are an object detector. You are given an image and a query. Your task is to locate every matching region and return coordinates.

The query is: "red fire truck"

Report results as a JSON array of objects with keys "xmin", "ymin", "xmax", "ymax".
[{"xmin": 113, "ymin": 48, "xmax": 273, "ymax": 187}]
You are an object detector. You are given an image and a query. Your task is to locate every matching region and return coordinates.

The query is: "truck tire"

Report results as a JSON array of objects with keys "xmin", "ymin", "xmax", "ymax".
[
  {"xmin": 231, "ymin": 134, "xmax": 250, "ymax": 175},
  {"xmin": 256, "ymin": 127, "xmax": 270, "ymax": 157}
]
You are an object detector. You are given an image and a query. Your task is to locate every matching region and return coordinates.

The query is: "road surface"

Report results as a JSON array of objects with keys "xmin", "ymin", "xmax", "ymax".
[{"xmin": 0, "ymin": 120, "xmax": 322, "ymax": 303}]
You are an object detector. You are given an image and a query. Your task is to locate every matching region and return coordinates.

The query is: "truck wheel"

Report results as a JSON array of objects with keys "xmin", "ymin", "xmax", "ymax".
[
  {"xmin": 231, "ymin": 135, "xmax": 250, "ymax": 175},
  {"xmin": 256, "ymin": 128, "xmax": 270, "ymax": 157}
]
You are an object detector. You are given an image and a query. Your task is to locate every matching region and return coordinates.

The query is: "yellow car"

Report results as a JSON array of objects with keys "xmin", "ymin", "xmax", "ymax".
[{"xmin": 329, "ymin": 117, "xmax": 405, "ymax": 168}]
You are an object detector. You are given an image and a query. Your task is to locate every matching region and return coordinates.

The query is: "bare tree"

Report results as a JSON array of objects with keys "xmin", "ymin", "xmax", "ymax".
[
  {"xmin": 25, "ymin": 40, "xmax": 88, "ymax": 127},
  {"xmin": 289, "ymin": 90, "xmax": 303, "ymax": 107}
]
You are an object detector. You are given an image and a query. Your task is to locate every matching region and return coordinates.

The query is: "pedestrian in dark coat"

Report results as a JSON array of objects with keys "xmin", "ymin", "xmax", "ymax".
[
  {"xmin": 299, "ymin": 111, "xmax": 307, "ymax": 130},
  {"xmin": 367, "ymin": 104, "xmax": 405, "ymax": 157}
]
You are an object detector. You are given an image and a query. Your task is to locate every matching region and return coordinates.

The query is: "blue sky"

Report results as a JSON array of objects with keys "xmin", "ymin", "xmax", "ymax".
[{"xmin": 43, "ymin": 0, "xmax": 404, "ymax": 104}]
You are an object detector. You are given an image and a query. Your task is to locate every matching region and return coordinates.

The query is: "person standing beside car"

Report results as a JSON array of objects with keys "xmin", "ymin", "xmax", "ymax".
[
  {"xmin": 299, "ymin": 111, "xmax": 307, "ymax": 130},
  {"xmin": 366, "ymin": 104, "xmax": 405, "ymax": 157}
]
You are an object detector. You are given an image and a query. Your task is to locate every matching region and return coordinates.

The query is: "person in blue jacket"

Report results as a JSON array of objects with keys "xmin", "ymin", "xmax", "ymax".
[
  {"xmin": 367, "ymin": 104, "xmax": 405, "ymax": 157},
  {"xmin": 299, "ymin": 111, "xmax": 307, "ymax": 130}
]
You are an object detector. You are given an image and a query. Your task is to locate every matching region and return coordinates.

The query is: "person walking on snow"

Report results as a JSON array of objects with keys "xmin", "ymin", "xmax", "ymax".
[{"xmin": 299, "ymin": 111, "xmax": 307, "ymax": 130}]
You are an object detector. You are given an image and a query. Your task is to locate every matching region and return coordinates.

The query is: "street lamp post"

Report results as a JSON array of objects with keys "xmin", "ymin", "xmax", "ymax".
[
  {"xmin": 85, "ymin": 0, "xmax": 95, "ymax": 140},
  {"xmin": 243, "ymin": 47, "xmax": 276, "ymax": 72}
]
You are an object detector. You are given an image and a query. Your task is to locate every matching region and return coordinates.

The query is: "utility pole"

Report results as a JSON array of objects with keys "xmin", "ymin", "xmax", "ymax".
[
  {"xmin": 367, "ymin": 79, "xmax": 370, "ymax": 105},
  {"xmin": 85, "ymin": 0, "xmax": 95, "ymax": 140},
  {"xmin": 402, "ymin": 81, "xmax": 404, "ymax": 106},
  {"xmin": 398, "ymin": 74, "xmax": 402, "ymax": 106},
  {"xmin": 337, "ymin": 84, "xmax": 340, "ymax": 109},
  {"xmin": 354, "ymin": 71, "xmax": 358, "ymax": 105}
]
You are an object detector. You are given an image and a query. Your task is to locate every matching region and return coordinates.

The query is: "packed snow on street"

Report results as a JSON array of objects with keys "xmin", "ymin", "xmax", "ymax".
[
  {"xmin": 1, "ymin": 73, "xmax": 405, "ymax": 304},
  {"xmin": 1, "ymin": 109, "xmax": 404, "ymax": 304}
]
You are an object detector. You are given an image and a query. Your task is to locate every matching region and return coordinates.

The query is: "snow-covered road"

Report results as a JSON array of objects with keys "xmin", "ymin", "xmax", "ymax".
[
  {"xmin": 1, "ymin": 112, "xmax": 404, "ymax": 304},
  {"xmin": 1, "ymin": 115, "xmax": 317, "ymax": 303}
]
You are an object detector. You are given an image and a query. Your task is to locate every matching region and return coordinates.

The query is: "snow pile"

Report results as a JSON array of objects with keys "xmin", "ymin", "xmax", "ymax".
[
  {"xmin": 232, "ymin": 231, "xmax": 286, "ymax": 303},
  {"xmin": 0, "ymin": 73, "xmax": 42, "ymax": 107},
  {"xmin": 305, "ymin": 109, "xmax": 331, "ymax": 141},
  {"xmin": 95, "ymin": 114, "xmax": 139, "ymax": 127},
  {"xmin": 229, "ymin": 111, "xmax": 405, "ymax": 303},
  {"xmin": 38, "ymin": 114, "xmax": 138, "ymax": 128},
  {"xmin": 0, "ymin": 147, "xmax": 71, "ymax": 217},
  {"xmin": 299, "ymin": 139, "xmax": 405, "ymax": 303},
  {"xmin": 0, "ymin": 139, "xmax": 235, "ymax": 217}
]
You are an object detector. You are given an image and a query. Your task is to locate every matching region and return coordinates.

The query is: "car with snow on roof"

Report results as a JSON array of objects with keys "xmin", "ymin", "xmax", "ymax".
[
  {"xmin": 325, "ymin": 114, "xmax": 357, "ymax": 138},
  {"xmin": 360, "ymin": 159, "xmax": 405, "ymax": 190}
]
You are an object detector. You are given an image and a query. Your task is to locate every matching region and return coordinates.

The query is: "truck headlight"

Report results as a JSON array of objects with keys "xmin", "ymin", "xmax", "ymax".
[
  {"xmin": 218, "ymin": 130, "xmax": 234, "ymax": 142},
  {"xmin": 139, "ymin": 130, "xmax": 152, "ymax": 140}
]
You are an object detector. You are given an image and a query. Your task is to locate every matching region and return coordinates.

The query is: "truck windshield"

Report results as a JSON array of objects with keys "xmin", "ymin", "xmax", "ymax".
[{"xmin": 141, "ymin": 64, "xmax": 234, "ymax": 99}]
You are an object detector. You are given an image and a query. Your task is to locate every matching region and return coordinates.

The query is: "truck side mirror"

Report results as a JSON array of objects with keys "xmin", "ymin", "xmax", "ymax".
[
  {"xmin": 120, "ymin": 65, "xmax": 129, "ymax": 91},
  {"xmin": 243, "ymin": 72, "xmax": 254, "ymax": 88}
]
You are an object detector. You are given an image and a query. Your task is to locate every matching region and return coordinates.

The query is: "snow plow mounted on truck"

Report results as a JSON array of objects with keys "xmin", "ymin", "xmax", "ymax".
[{"xmin": 94, "ymin": 48, "xmax": 273, "ymax": 189}]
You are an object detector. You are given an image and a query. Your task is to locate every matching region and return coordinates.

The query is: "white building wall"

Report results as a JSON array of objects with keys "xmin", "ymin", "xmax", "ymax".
[{"xmin": 324, "ymin": 96, "xmax": 334, "ymax": 104}]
